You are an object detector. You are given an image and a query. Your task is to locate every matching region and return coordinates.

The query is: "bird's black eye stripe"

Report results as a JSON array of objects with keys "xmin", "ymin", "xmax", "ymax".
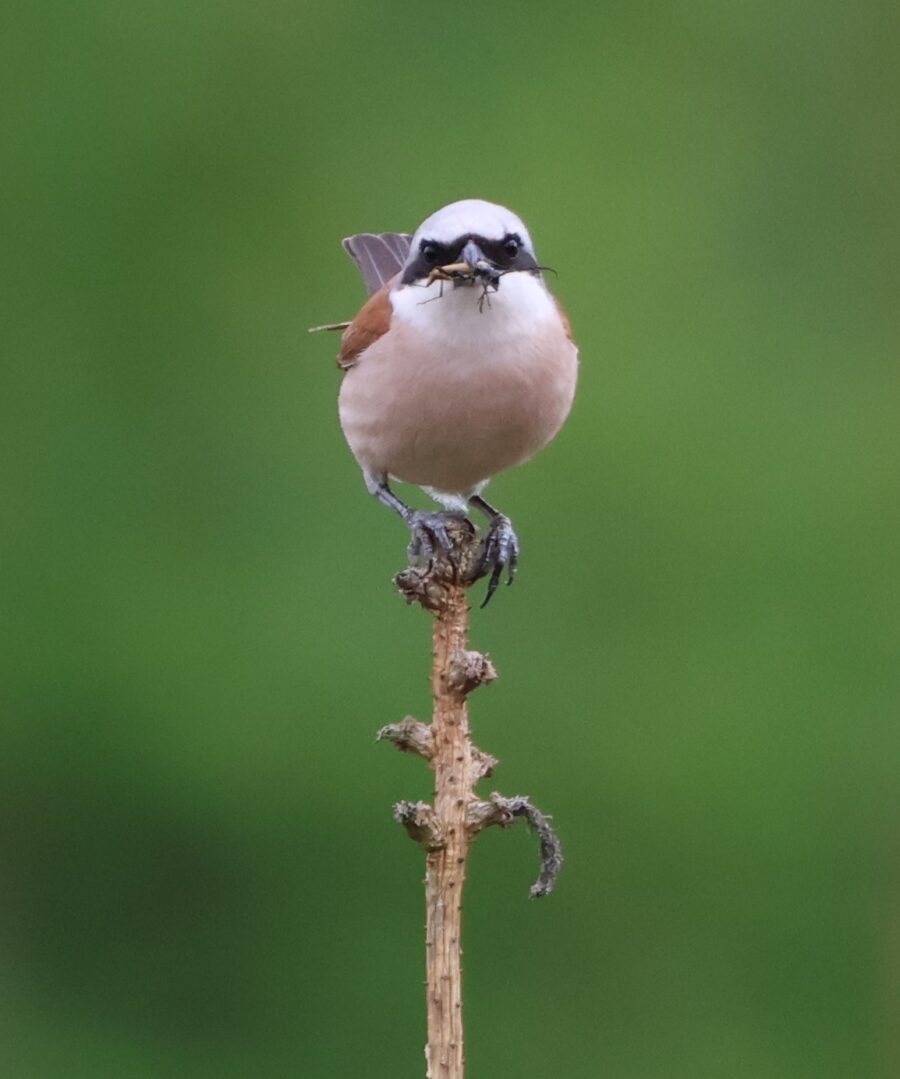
[
  {"xmin": 402, "ymin": 232, "xmax": 538, "ymax": 284},
  {"xmin": 477, "ymin": 234, "xmax": 526, "ymax": 268},
  {"xmin": 420, "ymin": 240, "xmax": 451, "ymax": 264},
  {"xmin": 402, "ymin": 239, "xmax": 461, "ymax": 283}
]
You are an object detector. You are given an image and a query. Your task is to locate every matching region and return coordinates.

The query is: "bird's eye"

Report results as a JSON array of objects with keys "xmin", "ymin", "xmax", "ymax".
[
  {"xmin": 504, "ymin": 235, "xmax": 520, "ymax": 257},
  {"xmin": 421, "ymin": 242, "xmax": 440, "ymax": 264}
]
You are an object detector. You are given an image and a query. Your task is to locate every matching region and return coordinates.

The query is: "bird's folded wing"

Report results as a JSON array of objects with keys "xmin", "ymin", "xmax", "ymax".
[
  {"xmin": 337, "ymin": 278, "xmax": 395, "ymax": 370},
  {"xmin": 342, "ymin": 233, "xmax": 412, "ymax": 296}
]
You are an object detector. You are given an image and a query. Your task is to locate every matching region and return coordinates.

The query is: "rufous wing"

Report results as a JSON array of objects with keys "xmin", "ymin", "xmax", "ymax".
[{"xmin": 337, "ymin": 276, "xmax": 396, "ymax": 370}]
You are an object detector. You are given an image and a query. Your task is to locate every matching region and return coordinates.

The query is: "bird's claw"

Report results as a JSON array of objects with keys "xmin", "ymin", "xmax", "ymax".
[
  {"xmin": 475, "ymin": 515, "xmax": 519, "ymax": 607},
  {"xmin": 405, "ymin": 511, "xmax": 467, "ymax": 564}
]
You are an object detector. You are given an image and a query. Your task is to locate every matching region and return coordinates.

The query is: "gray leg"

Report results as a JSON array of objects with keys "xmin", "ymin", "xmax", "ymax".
[{"xmin": 369, "ymin": 475, "xmax": 462, "ymax": 562}]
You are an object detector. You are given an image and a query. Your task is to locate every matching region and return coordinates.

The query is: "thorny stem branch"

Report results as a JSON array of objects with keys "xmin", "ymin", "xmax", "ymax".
[{"xmin": 380, "ymin": 519, "xmax": 562, "ymax": 1079}]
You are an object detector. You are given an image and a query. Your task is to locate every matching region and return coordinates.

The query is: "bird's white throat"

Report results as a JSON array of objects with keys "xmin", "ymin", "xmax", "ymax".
[{"xmin": 390, "ymin": 272, "xmax": 557, "ymax": 348}]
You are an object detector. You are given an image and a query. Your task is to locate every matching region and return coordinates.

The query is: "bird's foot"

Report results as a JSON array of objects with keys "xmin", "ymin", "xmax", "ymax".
[
  {"xmin": 474, "ymin": 515, "xmax": 520, "ymax": 607},
  {"xmin": 405, "ymin": 510, "xmax": 471, "ymax": 565}
]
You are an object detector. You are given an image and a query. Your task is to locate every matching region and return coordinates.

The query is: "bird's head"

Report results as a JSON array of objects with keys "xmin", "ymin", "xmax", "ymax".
[{"xmin": 400, "ymin": 199, "xmax": 541, "ymax": 291}]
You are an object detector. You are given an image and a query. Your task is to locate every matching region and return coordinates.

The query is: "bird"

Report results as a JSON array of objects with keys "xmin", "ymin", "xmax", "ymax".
[{"xmin": 320, "ymin": 198, "xmax": 578, "ymax": 605}]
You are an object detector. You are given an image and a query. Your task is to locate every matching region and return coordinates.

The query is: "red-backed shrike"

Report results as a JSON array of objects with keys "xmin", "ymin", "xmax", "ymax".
[{"xmin": 323, "ymin": 199, "xmax": 578, "ymax": 604}]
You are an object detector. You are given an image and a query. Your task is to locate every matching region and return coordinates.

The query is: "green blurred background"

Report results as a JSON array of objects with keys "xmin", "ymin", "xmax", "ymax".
[{"xmin": 3, "ymin": 1, "xmax": 899, "ymax": 1075}]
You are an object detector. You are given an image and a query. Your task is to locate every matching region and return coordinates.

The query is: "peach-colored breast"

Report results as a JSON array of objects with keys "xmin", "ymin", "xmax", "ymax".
[{"xmin": 338, "ymin": 316, "xmax": 578, "ymax": 495}]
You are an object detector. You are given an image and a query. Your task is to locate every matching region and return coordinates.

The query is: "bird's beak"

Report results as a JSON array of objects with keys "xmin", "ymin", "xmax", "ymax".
[
  {"xmin": 434, "ymin": 241, "xmax": 502, "ymax": 290},
  {"xmin": 457, "ymin": 240, "xmax": 501, "ymax": 286}
]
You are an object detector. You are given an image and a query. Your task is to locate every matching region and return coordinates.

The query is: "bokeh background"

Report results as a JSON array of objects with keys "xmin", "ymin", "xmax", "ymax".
[{"xmin": 4, "ymin": 1, "xmax": 900, "ymax": 1076}]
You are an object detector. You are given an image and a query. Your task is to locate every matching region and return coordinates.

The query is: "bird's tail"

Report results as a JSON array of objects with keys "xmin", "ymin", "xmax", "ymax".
[{"xmin": 341, "ymin": 232, "xmax": 412, "ymax": 296}]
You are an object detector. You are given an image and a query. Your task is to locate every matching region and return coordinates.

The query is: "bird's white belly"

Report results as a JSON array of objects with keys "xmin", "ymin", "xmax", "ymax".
[{"xmin": 338, "ymin": 312, "xmax": 577, "ymax": 496}]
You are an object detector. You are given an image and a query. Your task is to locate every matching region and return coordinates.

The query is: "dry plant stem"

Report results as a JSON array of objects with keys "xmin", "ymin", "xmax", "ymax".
[
  {"xmin": 388, "ymin": 521, "xmax": 561, "ymax": 1079},
  {"xmin": 425, "ymin": 583, "xmax": 474, "ymax": 1079}
]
